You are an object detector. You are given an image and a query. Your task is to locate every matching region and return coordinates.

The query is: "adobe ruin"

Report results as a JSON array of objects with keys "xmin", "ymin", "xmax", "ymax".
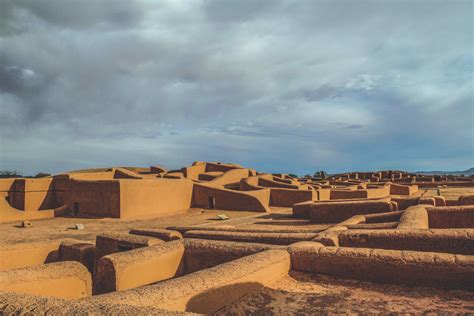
[{"xmin": 1, "ymin": 162, "xmax": 474, "ymax": 313}]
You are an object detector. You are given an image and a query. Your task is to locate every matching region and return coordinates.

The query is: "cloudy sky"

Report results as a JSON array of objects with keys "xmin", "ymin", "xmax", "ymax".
[{"xmin": 0, "ymin": 0, "xmax": 472, "ymax": 176}]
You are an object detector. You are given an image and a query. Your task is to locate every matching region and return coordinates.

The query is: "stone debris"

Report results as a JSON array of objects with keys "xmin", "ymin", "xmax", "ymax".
[{"xmin": 20, "ymin": 220, "xmax": 32, "ymax": 228}]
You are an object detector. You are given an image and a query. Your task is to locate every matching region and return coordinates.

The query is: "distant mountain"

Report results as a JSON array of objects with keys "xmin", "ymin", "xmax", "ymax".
[{"xmin": 414, "ymin": 167, "xmax": 474, "ymax": 176}]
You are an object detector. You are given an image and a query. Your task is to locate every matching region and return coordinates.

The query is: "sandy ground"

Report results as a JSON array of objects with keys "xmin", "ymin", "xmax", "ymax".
[
  {"xmin": 439, "ymin": 187, "xmax": 474, "ymax": 201},
  {"xmin": 0, "ymin": 207, "xmax": 329, "ymax": 245},
  {"xmin": 217, "ymin": 271, "xmax": 474, "ymax": 314},
  {"xmin": 0, "ymin": 208, "xmax": 259, "ymax": 245}
]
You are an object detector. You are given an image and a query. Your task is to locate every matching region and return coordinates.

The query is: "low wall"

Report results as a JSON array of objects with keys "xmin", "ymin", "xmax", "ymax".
[
  {"xmin": 0, "ymin": 292, "xmax": 177, "ymax": 314},
  {"xmin": 317, "ymin": 188, "xmax": 331, "ymax": 201},
  {"xmin": 207, "ymin": 168, "xmax": 251, "ymax": 186},
  {"xmin": 427, "ymin": 206, "xmax": 474, "ymax": 228},
  {"xmin": 113, "ymin": 168, "xmax": 143, "ymax": 179},
  {"xmin": 198, "ymin": 171, "xmax": 223, "ymax": 181},
  {"xmin": 339, "ymin": 229, "xmax": 474, "ymax": 255},
  {"xmin": 0, "ymin": 261, "xmax": 91, "ymax": 299},
  {"xmin": 59, "ymin": 240, "xmax": 95, "ymax": 273},
  {"xmin": 88, "ymin": 249, "xmax": 291, "ymax": 314},
  {"xmin": 366, "ymin": 185, "xmax": 391, "ymax": 199},
  {"xmin": 183, "ymin": 163, "xmax": 207, "ymax": 180},
  {"xmin": 269, "ymin": 188, "xmax": 316, "ymax": 207},
  {"xmin": 240, "ymin": 175, "xmax": 315, "ymax": 207},
  {"xmin": 95, "ymin": 240, "xmax": 185, "ymax": 294},
  {"xmin": 192, "ymin": 183, "xmax": 270, "ymax": 212},
  {"xmin": 169, "ymin": 225, "xmax": 327, "ymax": 234},
  {"xmin": 258, "ymin": 177, "xmax": 300, "ymax": 189},
  {"xmin": 184, "ymin": 239, "xmax": 282, "ymax": 273},
  {"xmin": 391, "ymin": 197, "xmax": 420, "ymax": 210},
  {"xmin": 289, "ymin": 242, "xmax": 474, "ymax": 290},
  {"xmin": 308, "ymin": 201, "xmax": 395, "ymax": 223},
  {"xmin": 0, "ymin": 240, "xmax": 61, "ymax": 271},
  {"xmin": 184, "ymin": 230, "xmax": 317, "ymax": 245},
  {"xmin": 390, "ymin": 183, "xmax": 418, "ymax": 195},
  {"xmin": 94, "ymin": 233, "xmax": 163, "ymax": 278},
  {"xmin": 345, "ymin": 221, "xmax": 398, "ymax": 229},
  {"xmin": 129, "ymin": 228, "xmax": 183, "ymax": 241},
  {"xmin": 364, "ymin": 210, "xmax": 404, "ymax": 223},
  {"xmin": 397, "ymin": 205, "xmax": 429, "ymax": 229},
  {"xmin": 459, "ymin": 195, "xmax": 474, "ymax": 206},
  {"xmin": 330, "ymin": 189, "xmax": 368, "ymax": 200}
]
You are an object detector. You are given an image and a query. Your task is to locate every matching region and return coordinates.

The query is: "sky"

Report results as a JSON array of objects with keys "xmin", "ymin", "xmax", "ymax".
[{"xmin": 0, "ymin": 0, "xmax": 472, "ymax": 176}]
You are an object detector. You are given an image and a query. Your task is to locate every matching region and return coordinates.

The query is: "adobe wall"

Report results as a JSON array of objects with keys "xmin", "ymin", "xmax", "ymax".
[
  {"xmin": 7, "ymin": 179, "xmax": 24, "ymax": 209},
  {"xmin": 0, "ymin": 240, "xmax": 61, "ymax": 271},
  {"xmin": 119, "ymin": 179, "xmax": 193, "ymax": 219},
  {"xmin": 0, "ymin": 178, "xmax": 15, "ymax": 192},
  {"xmin": 390, "ymin": 183, "xmax": 418, "ymax": 195},
  {"xmin": 59, "ymin": 240, "xmax": 95, "ymax": 273},
  {"xmin": 0, "ymin": 292, "xmax": 177, "ymax": 315},
  {"xmin": 66, "ymin": 171, "xmax": 115, "ymax": 180},
  {"xmin": 427, "ymin": 206, "xmax": 474, "ymax": 228},
  {"xmin": 308, "ymin": 200, "xmax": 395, "ymax": 223},
  {"xmin": 397, "ymin": 205, "xmax": 429, "ymax": 229},
  {"xmin": 0, "ymin": 261, "xmax": 91, "ymax": 299},
  {"xmin": 240, "ymin": 174, "xmax": 314, "ymax": 207},
  {"xmin": 391, "ymin": 197, "xmax": 420, "ymax": 210},
  {"xmin": 184, "ymin": 238, "xmax": 283, "ymax": 273},
  {"xmin": 346, "ymin": 221, "xmax": 398, "ymax": 229},
  {"xmin": 459, "ymin": 195, "xmax": 474, "ymax": 206},
  {"xmin": 292, "ymin": 201, "xmax": 315, "ymax": 218},
  {"xmin": 0, "ymin": 197, "xmax": 55, "ymax": 223},
  {"xmin": 150, "ymin": 165, "xmax": 167, "ymax": 174},
  {"xmin": 192, "ymin": 183, "xmax": 270, "ymax": 212},
  {"xmin": 317, "ymin": 188, "xmax": 331, "ymax": 201},
  {"xmin": 311, "ymin": 215, "xmax": 366, "ymax": 246},
  {"xmin": 258, "ymin": 177, "xmax": 301, "ymax": 189},
  {"xmin": 269, "ymin": 188, "xmax": 316, "ymax": 207},
  {"xmin": 66, "ymin": 180, "xmax": 121, "ymax": 218},
  {"xmin": 289, "ymin": 242, "xmax": 474, "ymax": 290},
  {"xmin": 95, "ymin": 240, "xmax": 185, "ymax": 294},
  {"xmin": 338, "ymin": 229, "xmax": 474, "ymax": 255},
  {"xmin": 163, "ymin": 172, "xmax": 184, "ymax": 179},
  {"xmin": 183, "ymin": 163, "xmax": 207, "ymax": 180},
  {"xmin": 129, "ymin": 228, "xmax": 183, "ymax": 241},
  {"xmin": 330, "ymin": 189, "xmax": 368, "ymax": 200},
  {"xmin": 184, "ymin": 230, "xmax": 317, "ymax": 245},
  {"xmin": 7, "ymin": 178, "xmax": 60, "ymax": 211},
  {"xmin": 364, "ymin": 210, "xmax": 404, "ymax": 223},
  {"xmin": 207, "ymin": 168, "xmax": 251, "ymax": 186},
  {"xmin": 94, "ymin": 233, "xmax": 163, "ymax": 277},
  {"xmin": 198, "ymin": 171, "xmax": 224, "ymax": 181},
  {"xmin": 292, "ymin": 197, "xmax": 392, "ymax": 218},
  {"xmin": 205, "ymin": 162, "xmax": 242, "ymax": 173},
  {"xmin": 113, "ymin": 168, "xmax": 143, "ymax": 179},
  {"xmin": 87, "ymin": 249, "xmax": 291, "ymax": 314},
  {"xmin": 239, "ymin": 175, "xmax": 262, "ymax": 191},
  {"xmin": 169, "ymin": 225, "xmax": 327, "ymax": 234}
]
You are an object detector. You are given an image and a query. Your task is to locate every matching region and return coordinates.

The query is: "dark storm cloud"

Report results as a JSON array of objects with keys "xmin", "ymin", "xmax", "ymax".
[
  {"xmin": 4, "ymin": 0, "xmax": 146, "ymax": 30},
  {"xmin": 0, "ymin": 0, "xmax": 472, "ymax": 175}
]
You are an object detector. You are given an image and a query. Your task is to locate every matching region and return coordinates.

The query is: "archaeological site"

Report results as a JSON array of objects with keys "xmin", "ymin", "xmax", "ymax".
[{"xmin": 0, "ymin": 161, "xmax": 473, "ymax": 314}]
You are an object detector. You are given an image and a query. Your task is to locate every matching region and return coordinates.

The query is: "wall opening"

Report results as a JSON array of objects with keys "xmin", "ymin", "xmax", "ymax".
[
  {"xmin": 208, "ymin": 196, "xmax": 215, "ymax": 209},
  {"xmin": 73, "ymin": 202, "xmax": 79, "ymax": 216}
]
